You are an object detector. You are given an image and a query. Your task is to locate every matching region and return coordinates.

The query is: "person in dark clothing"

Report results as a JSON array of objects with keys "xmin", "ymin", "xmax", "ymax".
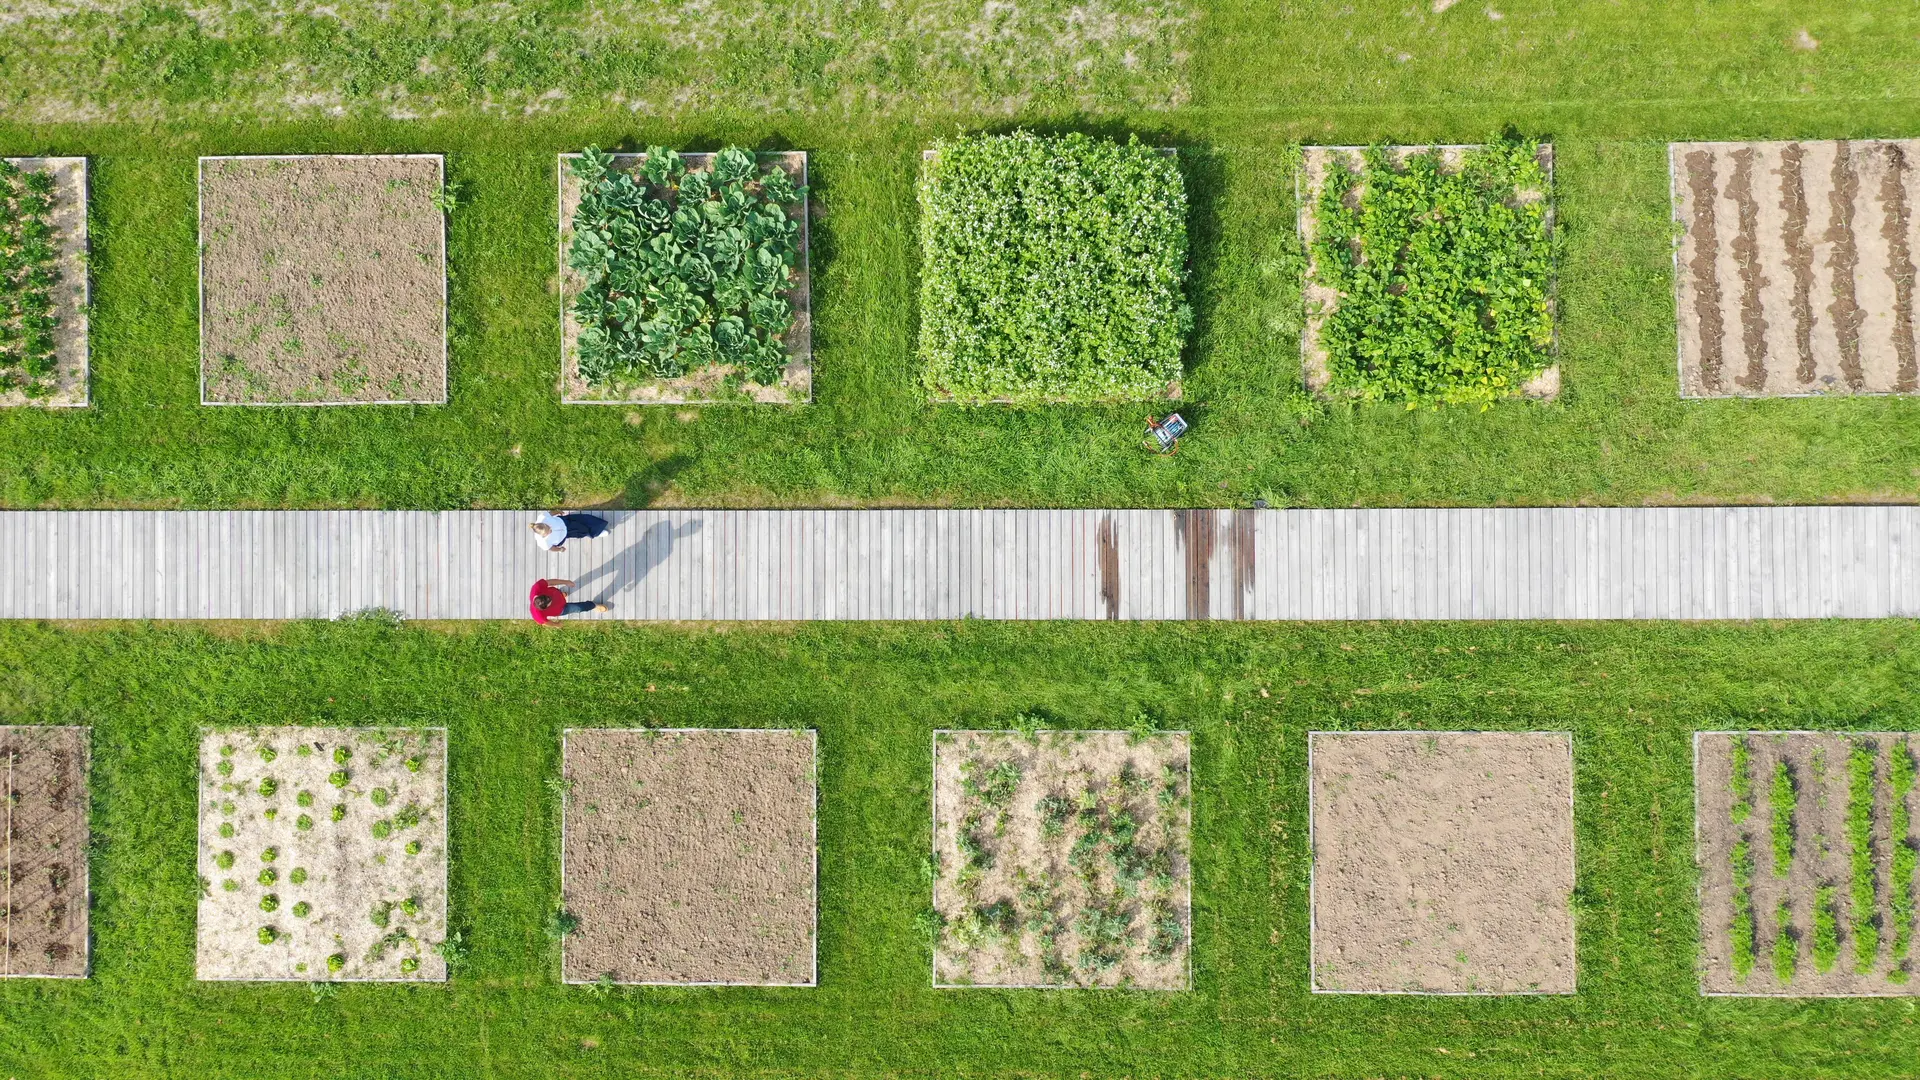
[{"xmin": 530, "ymin": 511, "xmax": 610, "ymax": 553}]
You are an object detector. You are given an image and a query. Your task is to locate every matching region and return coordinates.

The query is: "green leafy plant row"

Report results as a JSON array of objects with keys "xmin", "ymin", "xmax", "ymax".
[
  {"xmin": 1729, "ymin": 837, "xmax": 1755, "ymax": 982},
  {"xmin": 1730, "ymin": 736, "xmax": 1753, "ymax": 825},
  {"xmin": 1849, "ymin": 742, "xmax": 1881, "ymax": 972},
  {"xmin": 1311, "ymin": 137, "xmax": 1555, "ymax": 407},
  {"xmin": 1772, "ymin": 899, "xmax": 1797, "ymax": 983},
  {"xmin": 0, "ymin": 160, "xmax": 61, "ymax": 398},
  {"xmin": 917, "ymin": 131, "xmax": 1191, "ymax": 405},
  {"xmin": 567, "ymin": 145, "xmax": 804, "ymax": 389},
  {"xmin": 1891, "ymin": 738, "xmax": 1917, "ymax": 981},
  {"xmin": 1770, "ymin": 759, "xmax": 1795, "ymax": 878},
  {"xmin": 1813, "ymin": 884, "xmax": 1841, "ymax": 973}
]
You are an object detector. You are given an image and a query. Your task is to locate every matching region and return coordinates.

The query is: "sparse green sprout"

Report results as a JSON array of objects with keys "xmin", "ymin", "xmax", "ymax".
[
  {"xmin": 328, "ymin": 770, "xmax": 350, "ymax": 788},
  {"xmin": 333, "ymin": 747, "xmax": 351, "ymax": 766},
  {"xmin": 219, "ymin": 822, "xmax": 235, "ymax": 838},
  {"xmin": 331, "ymin": 804, "xmax": 346, "ymax": 822},
  {"xmin": 216, "ymin": 760, "xmax": 234, "ymax": 777},
  {"xmin": 400, "ymin": 957, "xmax": 420, "ymax": 974},
  {"xmin": 405, "ymin": 755, "xmax": 424, "ymax": 773},
  {"xmin": 258, "ymin": 926, "xmax": 278, "ymax": 945},
  {"xmin": 259, "ymin": 867, "xmax": 278, "ymax": 886},
  {"xmin": 215, "ymin": 850, "xmax": 235, "ymax": 870},
  {"xmin": 296, "ymin": 814, "xmax": 314, "ymax": 831},
  {"xmin": 260, "ymin": 894, "xmax": 279, "ymax": 913},
  {"xmin": 370, "ymin": 903, "xmax": 392, "ymax": 929},
  {"xmin": 327, "ymin": 953, "xmax": 345, "ymax": 973},
  {"xmin": 293, "ymin": 902, "xmax": 311, "ymax": 918},
  {"xmin": 260, "ymin": 846, "xmax": 278, "ymax": 863},
  {"xmin": 263, "ymin": 807, "xmax": 278, "ymax": 821},
  {"xmin": 371, "ymin": 819, "xmax": 393, "ymax": 840},
  {"xmin": 259, "ymin": 745, "xmax": 277, "ymax": 763},
  {"xmin": 401, "ymin": 896, "xmax": 421, "ymax": 918},
  {"xmin": 222, "ymin": 879, "xmax": 240, "ymax": 892},
  {"xmin": 296, "ymin": 791, "xmax": 314, "ymax": 808},
  {"xmin": 405, "ymin": 840, "xmax": 423, "ymax": 856},
  {"xmin": 371, "ymin": 787, "xmax": 391, "ymax": 808},
  {"xmin": 290, "ymin": 867, "xmax": 308, "ymax": 885}
]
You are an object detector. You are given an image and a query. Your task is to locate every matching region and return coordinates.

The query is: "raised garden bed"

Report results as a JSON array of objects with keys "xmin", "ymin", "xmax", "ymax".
[
  {"xmin": 198, "ymin": 155, "xmax": 447, "ymax": 405},
  {"xmin": 559, "ymin": 728, "xmax": 816, "ymax": 985},
  {"xmin": 930, "ymin": 729, "xmax": 1191, "ymax": 989},
  {"xmin": 1696, "ymin": 731, "xmax": 1920, "ymax": 995},
  {"xmin": 558, "ymin": 148, "xmax": 811, "ymax": 404},
  {"xmin": 1671, "ymin": 140, "xmax": 1920, "ymax": 397},
  {"xmin": 1299, "ymin": 141, "xmax": 1559, "ymax": 406},
  {"xmin": 0, "ymin": 158, "xmax": 87, "ymax": 408},
  {"xmin": 0, "ymin": 726, "xmax": 89, "ymax": 978},
  {"xmin": 195, "ymin": 727, "xmax": 448, "ymax": 981},
  {"xmin": 917, "ymin": 132, "xmax": 1190, "ymax": 405},
  {"xmin": 1309, "ymin": 731, "xmax": 1575, "ymax": 994}
]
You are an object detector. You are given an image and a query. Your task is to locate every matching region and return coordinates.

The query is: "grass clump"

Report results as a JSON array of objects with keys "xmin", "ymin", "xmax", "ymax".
[
  {"xmin": 1849, "ymin": 742, "xmax": 1881, "ymax": 971},
  {"xmin": 1729, "ymin": 838, "xmax": 1756, "ymax": 982},
  {"xmin": 917, "ymin": 131, "xmax": 1190, "ymax": 404},
  {"xmin": 1769, "ymin": 760, "xmax": 1795, "ymax": 877},
  {"xmin": 1311, "ymin": 137, "xmax": 1554, "ymax": 406}
]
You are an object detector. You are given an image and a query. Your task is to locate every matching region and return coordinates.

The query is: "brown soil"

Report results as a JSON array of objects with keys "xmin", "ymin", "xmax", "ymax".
[
  {"xmin": 1672, "ymin": 140, "xmax": 1920, "ymax": 397},
  {"xmin": 196, "ymin": 727, "xmax": 448, "ymax": 981},
  {"xmin": 1297, "ymin": 144, "xmax": 1560, "ymax": 402},
  {"xmin": 0, "ymin": 726, "xmax": 89, "ymax": 978},
  {"xmin": 931, "ymin": 730, "xmax": 1191, "ymax": 990},
  {"xmin": 1696, "ymin": 732, "xmax": 1920, "ymax": 995},
  {"xmin": 1309, "ymin": 731, "xmax": 1575, "ymax": 994},
  {"xmin": 560, "ymin": 728, "xmax": 816, "ymax": 985},
  {"xmin": 556, "ymin": 152, "xmax": 812, "ymax": 405},
  {"xmin": 199, "ymin": 155, "xmax": 446, "ymax": 404},
  {"xmin": 0, "ymin": 158, "xmax": 88, "ymax": 409}
]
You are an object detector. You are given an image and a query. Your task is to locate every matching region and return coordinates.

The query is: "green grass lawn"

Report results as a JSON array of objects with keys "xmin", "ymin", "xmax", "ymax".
[
  {"xmin": 0, "ymin": 617, "xmax": 1917, "ymax": 1078},
  {"xmin": 0, "ymin": 2, "xmax": 1918, "ymax": 507}
]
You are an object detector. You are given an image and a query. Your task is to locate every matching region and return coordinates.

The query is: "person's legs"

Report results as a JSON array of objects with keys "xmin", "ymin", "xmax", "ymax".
[
  {"xmin": 562, "ymin": 601, "xmax": 597, "ymax": 616},
  {"xmin": 562, "ymin": 513, "xmax": 608, "ymax": 540}
]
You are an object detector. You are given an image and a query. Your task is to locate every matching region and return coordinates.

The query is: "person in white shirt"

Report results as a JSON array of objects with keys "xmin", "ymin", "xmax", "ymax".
[{"xmin": 529, "ymin": 510, "xmax": 609, "ymax": 553}]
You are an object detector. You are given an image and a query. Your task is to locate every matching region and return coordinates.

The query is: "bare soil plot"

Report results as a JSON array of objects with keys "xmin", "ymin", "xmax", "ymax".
[
  {"xmin": 931, "ymin": 730, "xmax": 1191, "ymax": 989},
  {"xmin": 199, "ymin": 155, "xmax": 447, "ymax": 405},
  {"xmin": 1671, "ymin": 141, "xmax": 1920, "ymax": 397},
  {"xmin": 1, "ymin": 726, "xmax": 88, "ymax": 978},
  {"xmin": 0, "ymin": 158, "xmax": 87, "ymax": 408},
  {"xmin": 196, "ymin": 727, "xmax": 447, "ymax": 981},
  {"xmin": 1309, "ymin": 731, "xmax": 1575, "ymax": 994},
  {"xmin": 557, "ymin": 152, "xmax": 811, "ymax": 405},
  {"xmin": 1297, "ymin": 144, "xmax": 1559, "ymax": 403},
  {"xmin": 560, "ymin": 728, "xmax": 816, "ymax": 985},
  {"xmin": 1697, "ymin": 732, "xmax": 1920, "ymax": 995}
]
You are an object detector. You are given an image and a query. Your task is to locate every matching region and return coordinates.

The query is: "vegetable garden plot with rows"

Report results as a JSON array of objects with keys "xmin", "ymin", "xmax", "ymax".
[
  {"xmin": 1299, "ymin": 141, "xmax": 1558, "ymax": 407},
  {"xmin": 195, "ymin": 727, "xmax": 448, "ymax": 981},
  {"xmin": 930, "ymin": 730, "xmax": 1191, "ymax": 989},
  {"xmin": 1309, "ymin": 731, "xmax": 1575, "ymax": 994},
  {"xmin": 0, "ymin": 158, "xmax": 87, "ymax": 408},
  {"xmin": 558, "ymin": 147, "xmax": 810, "ymax": 404},
  {"xmin": 560, "ymin": 728, "xmax": 817, "ymax": 985},
  {"xmin": 198, "ymin": 155, "xmax": 447, "ymax": 405},
  {"xmin": 0, "ymin": 726, "xmax": 89, "ymax": 978},
  {"xmin": 1671, "ymin": 141, "xmax": 1920, "ymax": 398},
  {"xmin": 1696, "ymin": 732, "xmax": 1920, "ymax": 995},
  {"xmin": 917, "ymin": 132, "xmax": 1190, "ymax": 405}
]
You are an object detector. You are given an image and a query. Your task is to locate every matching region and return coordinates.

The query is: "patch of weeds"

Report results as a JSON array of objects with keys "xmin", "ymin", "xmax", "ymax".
[
  {"xmin": 962, "ymin": 758, "xmax": 1023, "ymax": 807},
  {"xmin": 545, "ymin": 908, "xmax": 581, "ymax": 941},
  {"xmin": 370, "ymin": 901, "xmax": 394, "ymax": 929},
  {"xmin": 433, "ymin": 931, "xmax": 470, "ymax": 973},
  {"xmin": 216, "ymin": 760, "xmax": 234, "ymax": 778},
  {"xmin": 1849, "ymin": 742, "xmax": 1881, "ymax": 971},
  {"xmin": 1038, "ymin": 795, "xmax": 1075, "ymax": 838},
  {"xmin": 1074, "ymin": 900, "xmax": 1130, "ymax": 975},
  {"xmin": 394, "ymin": 804, "xmax": 423, "ymax": 830}
]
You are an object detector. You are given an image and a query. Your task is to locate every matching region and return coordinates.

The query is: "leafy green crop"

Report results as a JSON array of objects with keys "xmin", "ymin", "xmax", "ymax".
[
  {"xmin": 0, "ymin": 160, "xmax": 61, "ymax": 398},
  {"xmin": 1729, "ymin": 736, "xmax": 1753, "ymax": 824},
  {"xmin": 1729, "ymin": 837, "xmax": 1755, "ymax": 982},
  {"xmin": 1311, "ymin": 138, "xmax": 1555, "ymax": 407},
  {"xmin": 1849, "ymin": 742, "xmax": 1881, "ymax": 971},
  {"xmin": 1770, "ymin": 760, "xmax": 1794, "ymax": 877},
  {"xmin": 917, "ymin": 131, "xmax": 1190, "ymax": 405},
  {"xmin": 1813, "ymin": 884, "xmax": 1840, "ymax": 973},
  {"xmin": 1771, "ymin": 899, "xmax": 1797, "ymax": 983},
  {"xmin": 566, "ymin": 146, "xmax": 804, "ymax": 389},
  {"xmin": 1891, "ymin": 739, "xmax": 1916, "ymax": 979}
]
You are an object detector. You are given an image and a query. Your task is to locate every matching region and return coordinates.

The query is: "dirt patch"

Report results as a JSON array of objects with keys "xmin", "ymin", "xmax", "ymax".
[
  {"xmin": 560, "ymin": 728, "xmax": 816, "ymax": 985},
  {"xmin": 1696, "ymin": 732, "xmax": 1920, "ymax": 995},
  {"xmin": 557, "ymin": 152, "xmax": 811, "ymax": 405},
  {"xmin": 1672, "ymin": 140, "xmax": 1920, "ymax": 396},
  {"xmin": 199, "ymin": 155, "xmax": 446, "ymax": 404},
  {"xmin": 0, "ymin": 726, "xmax": 89, "ymax": 978},
  {"xmin": 0, "ymin": 158, "xmax": 87, "ymax": 408},
  {"xmin": 1297, "ymin": 144, "xmax": 1559, "ymax": 402},
  {"xmin": 196, "ymin": 727, "xmax": 447, "ymax": 981},
  {"xmin": 1309, "ymin": 731, "xmax": 1575, "ymax": 994},
  {"xmin": 931, "ymin": 730, "xmax": 1191, "ymax": 989}
]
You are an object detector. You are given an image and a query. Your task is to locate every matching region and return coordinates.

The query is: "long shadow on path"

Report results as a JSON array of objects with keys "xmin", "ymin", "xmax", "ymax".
[{"xmin": 572, "ymin": 516, "xmax": 705, "ymax": 610}]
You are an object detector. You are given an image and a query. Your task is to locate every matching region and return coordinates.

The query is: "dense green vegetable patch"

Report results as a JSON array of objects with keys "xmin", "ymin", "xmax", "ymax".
[
  {"xmin": 0, "ymin": 160, "xmax": 61, "ymax": 398},
  {"xmin": 566, "ymin": 146, "xmax": 805, "ymax": 391},
  {"xmin": 917, "ymin": 132, "xmax": 1190, "ymax": 405},
  {"xmin": 1312, "ymin": 139, "xmax": 1555, "ymax": 407}
]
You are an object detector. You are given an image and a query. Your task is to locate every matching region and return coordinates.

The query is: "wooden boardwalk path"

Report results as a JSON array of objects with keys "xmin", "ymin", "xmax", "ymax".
[{"xmin": 0, "ymin": 507, "xmax": 1916, "ymax": 621}]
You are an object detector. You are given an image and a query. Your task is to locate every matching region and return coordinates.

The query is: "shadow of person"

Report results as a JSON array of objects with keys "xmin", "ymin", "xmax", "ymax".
[{"xmin": 573, "ymin": 517, "xmax": 704, "ymax": 603}]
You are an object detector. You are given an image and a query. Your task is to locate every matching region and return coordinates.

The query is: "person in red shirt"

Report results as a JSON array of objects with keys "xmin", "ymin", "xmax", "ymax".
[{"xmin": 529, "ymin": 578, "xmax": 607, "ymax": 624}]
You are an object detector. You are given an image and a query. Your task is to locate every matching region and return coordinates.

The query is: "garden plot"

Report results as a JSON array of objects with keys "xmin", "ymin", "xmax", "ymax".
[
  {"xmin": 558, "ymin": 148, "xmax": 811, "ymax": 405},
  {"xmin": 931, "ymin": 730, "xmax": 1191, "ymax": 989},
  {"xmin": 1299, "ymin": 142, "xmax": 1558, "ymax": 406},
  {"xmin": 0, "ymin": 159, "xmax": 87, "ymax": 407},
  {"xmin": 560, "ymin": 728, "xmax": 816, "ymax": 985},
  {"xmin": 196, "ymin": 727, "xmax": 447, "ymax": 982},
  {"xmin": 1, "ymin": 726, "xmax": 89, "ymax": 978},
  {"xmin": 198, "ymin": 155, "xmax": 447, "ymax": 405},
  {"xmin": 1309, "ymin": 731, "xmax": 1575, "ymax": 994},
  {"xmin": 1697, "ymin": 732, "xmax": 1920, "ymax": 995},
  {"xmin": 1671, "ymin": 141, "xmax": 1920, "ymax": 397},
  {"xmin": 918, "ymin": 132, "xmax": 1190, "ymax": 405}
]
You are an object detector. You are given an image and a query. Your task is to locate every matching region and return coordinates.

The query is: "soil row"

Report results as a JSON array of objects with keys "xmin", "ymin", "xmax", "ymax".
[{"xmin": 1, "ymin": 726, "xmax": 88, "ymax": 977}]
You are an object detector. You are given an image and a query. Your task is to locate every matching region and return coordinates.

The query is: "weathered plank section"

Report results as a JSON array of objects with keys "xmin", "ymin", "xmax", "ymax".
[{"xmin": 0, "ymin": 507, "xmax": 1915, "ymax": 621}]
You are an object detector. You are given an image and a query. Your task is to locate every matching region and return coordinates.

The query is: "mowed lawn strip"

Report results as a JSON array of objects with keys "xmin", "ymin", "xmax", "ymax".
[{"xmin": 0, "ymin": 619, "xmax": 1917, "ymax": 1076}]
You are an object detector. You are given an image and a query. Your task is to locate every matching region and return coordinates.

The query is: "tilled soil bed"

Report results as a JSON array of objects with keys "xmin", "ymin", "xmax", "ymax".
[
  {"xmin": 0, "ymin": 726, "xmax": 89, "ymax": 978},
  {"xmin": 1697, "ymin": 732, "xmax": 1920, "ymax": 995},
  {"xmin": 1671, "ymin": 140, "xmax": 1920, "ymax": 397},
  {"xmin": 199, "ymin": 155, "xmax": 446, "ymax": 404},
  {"xmin": 196, "ymin": 727, "xmax": 448, "ymax": 981},
  {"xmin": 1309, "ymin": 731, "xmax": 1575, "ymax": 994},
  {"xmin": 561, "ymin": 728, "xmax": 817, "ymax": 985},
  {"xmin": 931, "ymin": 730, "xmax": 1191, "ymax": 989}
]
